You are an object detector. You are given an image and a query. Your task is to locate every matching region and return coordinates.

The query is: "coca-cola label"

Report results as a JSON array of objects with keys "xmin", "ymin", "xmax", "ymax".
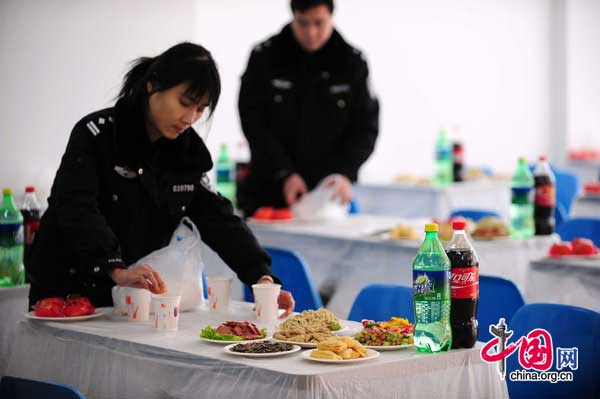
[
  {"xmin": 535, "ymin": 184, "xmax": 556, "ymax": 207},
  {"xmin": 24, "ymin": 220, "xmax": 40, "ymax": 245},
  {"xmin": 450, "ymin": 267, "xmax": 479, "ymax": 299}
]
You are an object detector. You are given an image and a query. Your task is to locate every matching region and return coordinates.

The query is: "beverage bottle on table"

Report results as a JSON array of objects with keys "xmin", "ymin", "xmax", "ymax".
[
  {"xmin": 510, "ymin": 157, "xmax": 534, "ymax": 238},
  {"xmin": 215, "ymin": 143, "xmax": 236, "ymax": 206},
  {"xmin": 533, "ymin": 156, "xmax": 556, "ymax": 235},
  {"xmin": 453, "ymin": 142, "xmax": 464, "ymax": 182},
  {"xmin": 413, "ymin": 223, "xmax": 452, "ymax": 353},
  {"xmin": 21, "ymin": 186, "xmax": 41, "ymax": 279},
  {"xmin": 0, "ymin": 188, "xmax": 25, "ymax": 286},
  {"xmin": 446, "ymin": 221, "xmax": 479, "ymax": 349},
  {"xmin": 433, "ymin": 129, "xmax": 453, "ymax": 186}
]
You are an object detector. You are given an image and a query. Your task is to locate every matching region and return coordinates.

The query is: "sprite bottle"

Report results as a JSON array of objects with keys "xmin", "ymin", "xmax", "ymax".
[
  {"xmin": 433, "ymin": 129, "xmax": 453, "ymax": 186},
  {"xmin": 215, "ymin": 144, "xmax": 236, "ymax": 206},
  {"xmin": 0, "ymin": 188, "xmax": 25, "ymax": 286},
  {"xmin": 413, "ymin": 223, "xmax": 452, "ymax": 352}
]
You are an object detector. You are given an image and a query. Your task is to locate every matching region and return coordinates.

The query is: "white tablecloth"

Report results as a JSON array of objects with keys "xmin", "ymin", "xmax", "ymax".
[
  {"xmin": 525, "ymin": 257, "xmax": 600, "ymax": 312},
  {"xmin": 570, "ymin": 195, "xmax": 600, "ymax": 219},
  {"xmin": 6, "ymin": 301, "xmax": 507, "ymax": 399},
  {"xmin": 225, "ymin": 215, "xmax": 556, "ymax": 317},
  {"xmin": 353, "ymin": 181, "xmax": 511, "ymax": 220},
  {"xmin": 0, "ymin": 284, "xmax": 29, "ymax": 376}
]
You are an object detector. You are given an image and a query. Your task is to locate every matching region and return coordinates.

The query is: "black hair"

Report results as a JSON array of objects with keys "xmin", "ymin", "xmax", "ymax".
[
  {"xmin": 119, "ymin": 42, "xmax": 221, "ymax": 116},
  {"xmin": 291, "ymin": 0, "xmax": 334, "ymax": 13}
]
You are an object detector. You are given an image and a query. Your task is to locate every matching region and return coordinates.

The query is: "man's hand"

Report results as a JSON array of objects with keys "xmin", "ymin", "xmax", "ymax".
[
  {"xmin": 283, "ymin": 173, "xmax": 308, "ymax": 206},
  {"xmin": 110, "ymin": 264, "xmax": 167, "ymax": 295},
  {"xmin": 326, "ymin": 175, "xmax": 353, "ymax": 204}
]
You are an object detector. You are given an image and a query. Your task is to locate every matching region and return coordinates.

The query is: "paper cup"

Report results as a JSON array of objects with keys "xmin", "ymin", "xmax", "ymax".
[
  {"xmin": 152, "ymin": 295, "xmax": 181, "ymax": 331},
  {"xmin": 125, "ymin": 288, "xmax": 152, "ymax": 322},
  {"xmin": 112, "ymin": 286, "xmax": 128, "ymax": 315},
  {"xmin": 206, "ymin": 276, "xmax": 232, "ymax": 312},
  {"xmin": 252, "ymin": 283, "xmax": 281, "ymax": 323}
]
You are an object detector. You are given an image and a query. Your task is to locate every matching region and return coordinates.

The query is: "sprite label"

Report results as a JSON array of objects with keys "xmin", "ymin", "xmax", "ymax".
[{"xmin": 413, "ymin": 270, "xmax": 449, "ymax": 301}]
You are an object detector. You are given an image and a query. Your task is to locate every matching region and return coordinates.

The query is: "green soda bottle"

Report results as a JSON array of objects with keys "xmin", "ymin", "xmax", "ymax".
[
  {"xmin": 413, "ymin": 223, "xmax": 452, "ymax": 353},
  {"xmin": 215, "ymin": 144, "xmax": 236, "ymax": 206},
  {"xmin": 0, "ymin": 188, "xmax": 25, "ymax": 286},
  {"xmin": 510, "ymin": 157, "xmax": 534, "ymax": 238},
  {"xmin": 433, "ymin": 129, "xmax": 453, "ymax": 186}
]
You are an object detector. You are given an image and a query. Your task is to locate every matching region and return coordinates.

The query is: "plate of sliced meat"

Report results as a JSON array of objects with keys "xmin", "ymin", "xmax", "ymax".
[{"xmin": 200, "ymin": 321, "xmax": 270, "ymax": 344}]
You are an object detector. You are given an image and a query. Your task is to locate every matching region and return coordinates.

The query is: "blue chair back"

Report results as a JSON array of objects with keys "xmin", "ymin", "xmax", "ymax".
[
  {"xmin": 0, "ymin": 376, "xmax": 85, "ymax": 399},
  {"xmin": 449, "ymin": 209, "xmax": 501, "ymax": 222},
  {"xmin": 244, "ymin": 247, "xmax": 323, "ymax": 312},
  {"xmin": 348, "ymin": 284, "xmax": 414, "ymax": 323},
  {"xmin": 478, "ymin": 275, "xmax": 525, "ymax": 342},
  {"xmin": 554, "ymin": 169, "xmax": 579, "ymax": 216},
  {"xmin": 557, "ymin": 218, "xmax": 600, "ymax": 247},
  {"xmin": 348, "ymin": 198, "xmax": 361, "ymax": 214},
  {"xmin": 506, "ymin": 304, "xmax": 600, "ymax": 399}
]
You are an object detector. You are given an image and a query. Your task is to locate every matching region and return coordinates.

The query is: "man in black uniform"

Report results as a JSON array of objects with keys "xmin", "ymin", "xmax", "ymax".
[{"xmin": 238, "ymin": 0, "xmax": 379, "ymax": 216}]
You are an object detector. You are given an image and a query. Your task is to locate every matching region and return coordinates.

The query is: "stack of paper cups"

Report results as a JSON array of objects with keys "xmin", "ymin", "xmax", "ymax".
[
  {"xmin": 152, "ymin": 295, "xmax": 182, "ymax": 331},
  {"xmin": 125, "ymin": 288, "xmax": 151, "ymax": 322},
  {"xmin": 206, "ymin": 276, "xmax": 232, "ymax": 312},
  {"xmin": 252, "ymin": 284, "xmax": 281, "ymax": 323}
]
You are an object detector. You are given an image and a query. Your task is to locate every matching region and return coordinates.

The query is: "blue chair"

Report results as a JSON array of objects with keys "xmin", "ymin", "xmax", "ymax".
[
  {"xmin": 0, "ymin": 376, "xmax": 85, "ymax": 399},
  {"xmin": 554, "ymin": 169, "xmax": 579, "ymax": 216},
  {"xmin": 506, "ymin": 304, "xmax": 600, "ymax": 399},
  {"xmin": 478, "ymin": 275, "xmax": 525, "ymax": 342},
  {"xmin": 348, "ymin": 198, "xmax": 361, "ymax": 214},
  {"xmin": 449, "ymin": 209, "xmax": 501, "ymax": 222},
  {"xmin": 557, "ymin": 218, "xmax": 600, "ymax": 247},
  {"xmin": 348, "ymin": 284, "xmax": 414, "ymax": 323},
  {"xmin": 244, "ymin": 247, "xmax": 322, "ymax": 312}
]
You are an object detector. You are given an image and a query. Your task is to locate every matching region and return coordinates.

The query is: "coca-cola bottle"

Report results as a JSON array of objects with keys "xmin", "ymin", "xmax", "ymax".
[
  {"xmin": 533, "ymin": 156, "xmax": 556, "ymax": 235},
  {"xmin": 453, "ymin": 142, "xmax": 464, "ymax": 182},
  {"xmin": 445, "ymin": 221, "xmax": 479, "ymax": 349},
  {"xmin": 20, "ymin": 186, "xmax": 41, "ymax": 279}
]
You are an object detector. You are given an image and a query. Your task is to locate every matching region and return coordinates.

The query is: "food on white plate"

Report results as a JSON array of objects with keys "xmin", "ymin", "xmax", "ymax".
[
  {"xmin": 389, "ymin": 225, "xmax": 419, "ymax": 240},
  {"xmin": 310, "ymin": 337, "xmax": 367, "ymax": 360},
  {"xmin": 200, "ymin": 321, "xmax": 267, "ymax": 341},
  {"xmin": 33, "ymin": 296, "xmax": 96, "ymax": 318},
  {"xmin": 230, "ymin": 341, "xmax": 293, "ymax": 353},
  {"xmin": 273, "ymin": 326, "xmax": 336, "ymax": 343},
  {"xmin": 278, "ymin": 308, "xmax": 341, "ymax": 332},
  {"xmin": 471, "ymin": 217, "xmax": 510, "ymax": 239},
  {"xmin": 354, "ymin": 317, "xmax": 414, "ymax": 346}
]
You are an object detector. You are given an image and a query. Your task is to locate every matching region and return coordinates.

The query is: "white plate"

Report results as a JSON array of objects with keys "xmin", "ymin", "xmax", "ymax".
[
  {"xmin": 332, "ymin": 325, "xmax": 352, "ymax": 335},
  {"xmin": 363, "ymin": 343, "xmax": 415, "ymax": 352},
  {"xmin": 271, "ymin": 338, "xmax": 318, "ymax": 348},
  {"xmin": 223, "ymin": 342, "xmax": 301, "ymax": 358},
  {"xmin": 302, "ymin": 348, "xmax": 380, "ymax": 364},
  {"xmin": 25, "ymin": 311, "xmax": 105, "ymax": 321},
  {"xmin": 201, "ymin": 336, "xmax": 271, "ymax": 345}
]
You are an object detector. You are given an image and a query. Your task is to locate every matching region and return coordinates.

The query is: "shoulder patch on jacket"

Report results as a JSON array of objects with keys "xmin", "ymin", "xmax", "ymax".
[{"xmin": 86, "ymin": 120, "xmax": 101, "ymax": 136}]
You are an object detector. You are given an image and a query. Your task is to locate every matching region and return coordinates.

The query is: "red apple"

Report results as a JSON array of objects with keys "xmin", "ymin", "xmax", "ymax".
[
  {"xmin": 272, "ymin": 208, "xmax": 293, "ymax": 220},
  {"xmin": 549, "ymin": 242, "xmax": 573, "ymax": 257},
  {"xmin": 571, "ymin": 238, "xmax": 598, "ymax": 256},
  {"xmin": 253, "ymin": 207, "xmax": 275, "ymax": 220}
]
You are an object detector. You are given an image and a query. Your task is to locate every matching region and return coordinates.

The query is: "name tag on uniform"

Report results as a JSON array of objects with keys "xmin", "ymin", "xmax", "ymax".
[
  {"xmin": 329, "ymin": 84, "xmax": 351, "ymax": 94},
  {"xmin": 114, "ymin": 165, "xmax": 137, "ymax": 179},
  {"xmin": 172, "ymin": 184, "xmax": 195, "ymax": 193},
  {"xmin": 271, "ymin": 79, "xmax": 293, "ymax": 90}
]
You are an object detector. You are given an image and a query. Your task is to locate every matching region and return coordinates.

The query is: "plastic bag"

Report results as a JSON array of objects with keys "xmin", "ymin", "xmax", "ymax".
[
  {"xmin": 292, "ymin": 174, "xmax": 349, "ymax": 221},
  {"xmin": 114, "ymin": 217, "xmax": 205, "ymax": 312}
]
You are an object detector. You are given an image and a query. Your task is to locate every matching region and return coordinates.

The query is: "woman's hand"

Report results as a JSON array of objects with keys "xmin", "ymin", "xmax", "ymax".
[
  {"xmin": 110, "ymin": 264, "xmax": 167, "ymax": 294},
  {"xmin": 256, "ymin": 276, "xmax": 295, "ymax": 318}
]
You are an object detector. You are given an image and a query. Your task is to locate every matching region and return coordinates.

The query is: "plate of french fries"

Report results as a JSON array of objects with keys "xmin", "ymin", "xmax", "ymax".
[{"xmin": 301, "ymin": 336, "xmax": 380, "ymax": 364}]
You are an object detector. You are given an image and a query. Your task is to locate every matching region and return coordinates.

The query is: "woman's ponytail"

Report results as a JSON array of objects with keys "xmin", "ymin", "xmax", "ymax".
[{"xmin": 118, "ymin": 56, "xmax": 155, "ymax": 100}]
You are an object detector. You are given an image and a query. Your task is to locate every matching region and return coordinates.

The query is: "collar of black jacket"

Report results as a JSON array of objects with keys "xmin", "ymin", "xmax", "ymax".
[
  {"xmin": 280, "ymin": 23, "xmax": 345, "ymax": 67},
  {"xmin": 113, "ymin": 97, "xmax": 213, "ymax": 173}
]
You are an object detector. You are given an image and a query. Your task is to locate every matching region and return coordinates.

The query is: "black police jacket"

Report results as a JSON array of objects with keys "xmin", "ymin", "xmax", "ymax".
[
  {"xmin": 28, "ymin": 99, "xmax": 276, "ymax": 307},
  {"xmin": 238, "ymin": 24, "xmax": 379, "ymax": 213}
]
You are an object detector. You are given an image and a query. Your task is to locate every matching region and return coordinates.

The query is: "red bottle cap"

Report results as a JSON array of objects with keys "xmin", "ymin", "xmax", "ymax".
[
  {"xmin": 452, "ymin": 221, "xmax": 466, "ymax": 230},
  {"xmin": 25, "ymin": 186, "xmax": 35, "ymax": 193},
  {"xmin": 539, "ymin": 155, "xmax": 547, "ymax": 161}
]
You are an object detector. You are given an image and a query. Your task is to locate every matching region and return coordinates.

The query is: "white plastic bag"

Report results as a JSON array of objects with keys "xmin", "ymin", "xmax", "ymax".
[
  {"xmin": 129, "ymin": 217, "xmax": 205, "ymax": 311},
  {"xmin": 292, "ymin": 174, "xmax": 349, "ymax": 221}
]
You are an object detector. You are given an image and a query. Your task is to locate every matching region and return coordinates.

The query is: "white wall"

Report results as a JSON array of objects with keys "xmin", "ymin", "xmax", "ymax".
[
  {"xmin": 0, "ymin": 0, "xmax": 196, "ymax": 206},
  {"xmin": 196, "ymin": 0, "xmax": 554, "ymax": 183}
]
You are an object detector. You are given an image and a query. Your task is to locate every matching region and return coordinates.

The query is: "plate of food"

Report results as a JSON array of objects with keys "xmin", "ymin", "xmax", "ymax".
[
  {"xmin": 26, "ymin": 296, "xmax": 102, "ymax": 321},
  {"xmin": 354, "ymin": 317, "xmax": 415, "ymax": 351},
  {"xmin": 223, "ymin": 341, "xmax": 301, "ymax": 358},
  {"xmin": 277, "ymin": 308, "xmax": 344, "ymax": 333},
  {"xmin": 272, "ymin": 326, "xmax": 339, "ymax": 348},
  {"xmin": 548, "ymin": 239, "xmax": 600, "ymax": 259},
  {"xmin": 302, "ymin": 337, "xmax": 380, "ymax": 364},
  {"xmin": 471, "ymin": 217, "xmax": 511, "ymax": 241},
  {"xmin": 200, "ymin": 321, "xmax": 269, "ymax": 344},
  {"xmin": 248, "ymin": 207, "xmax": 294, "ymax": 224}
]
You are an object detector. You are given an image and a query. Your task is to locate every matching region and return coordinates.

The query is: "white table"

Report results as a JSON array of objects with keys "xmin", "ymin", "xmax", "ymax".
[
  {"xmin": 6, "ymin": 302, "xmax": 507, "ymax": 399},
  {"xmin": 219, "ymin": 215, "xmax": 556, "ymax": 317},
  {"xmin": 0, "ymin": 284, "xmax": 29, "ymax": 377},
  {"xmin": 525, "ymin": 257, "xmax": 600, "ymax": 312},
  {"xmin": 353, "ymin": 181, "xmax": 511, "ymax": 220},
  {"xmin": 565, "ymin": 160, "xmax": 600, "ymax": 185},
  {"xmin": 570, "ymin": 195, "xmax": 600, "ymax": 219}
]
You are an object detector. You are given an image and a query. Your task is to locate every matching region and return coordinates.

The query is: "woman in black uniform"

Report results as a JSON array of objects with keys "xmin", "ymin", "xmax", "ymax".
[{"xmin": 28, "ymin": 42, "xmax": 294, "ymax": 315}]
